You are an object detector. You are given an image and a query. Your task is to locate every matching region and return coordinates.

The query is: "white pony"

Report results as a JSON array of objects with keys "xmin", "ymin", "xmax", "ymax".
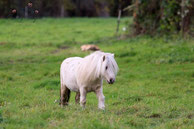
[{"xmin": 60, "ymin": 51, "xmax": 118, "ymax": 110}]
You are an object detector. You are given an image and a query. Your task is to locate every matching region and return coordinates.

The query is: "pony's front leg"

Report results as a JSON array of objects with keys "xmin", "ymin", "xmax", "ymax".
[
  {"xmin": 95, "ymin": 87, "xmax": 105, "ymax": 110},
  {"xmin": 80, "ymin": 87, "xmax": 87, "ymax": 108}
]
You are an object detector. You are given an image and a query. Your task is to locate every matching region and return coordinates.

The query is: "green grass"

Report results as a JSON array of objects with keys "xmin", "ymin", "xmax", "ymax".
[{"xmin": 0, "ymin": 18, "xmax": 194, "ymax": 129}]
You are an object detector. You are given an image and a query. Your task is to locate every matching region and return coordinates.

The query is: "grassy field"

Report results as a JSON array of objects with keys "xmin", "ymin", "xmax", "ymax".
[{"xmin": 0, "ymin": 18, "xmax": 193, "ymax": 129}]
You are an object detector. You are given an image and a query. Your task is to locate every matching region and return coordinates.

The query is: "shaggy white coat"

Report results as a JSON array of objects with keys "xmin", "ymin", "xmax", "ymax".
[{"xmin": 60, "ymin": 51, "xmax": 118, "ymax": 109}]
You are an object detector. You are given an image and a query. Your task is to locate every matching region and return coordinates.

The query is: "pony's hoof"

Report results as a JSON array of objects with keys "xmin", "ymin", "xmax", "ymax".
[
  {"xmin": 99, "ymin": 107, "xmax": 105, "ymax": 110},
  {"xmin": 60, "ymin": 103, "xmax": 68, "ymax": 107},
  {"xmin": 60, "ymin": 104, "xmax": 65, "ymax": 107},
  {"xmin": 81, "ymin": 107, "xmax": 86, "ymax": 111}
]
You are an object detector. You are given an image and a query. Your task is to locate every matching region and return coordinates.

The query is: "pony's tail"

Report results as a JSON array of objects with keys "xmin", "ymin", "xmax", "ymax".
[
  {"xmin": 60, "ymin": 82, "xmax": 71, "ymax": 106},
  {"xmin": 60, "ymin": 67, "xmax": 71, "ymax": 106}
]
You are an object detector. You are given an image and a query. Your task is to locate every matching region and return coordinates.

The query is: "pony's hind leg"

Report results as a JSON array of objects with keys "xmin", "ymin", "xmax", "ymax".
[
  {"xmin": 60, "ymin": 84, "xmax": 71, "ymax": 106},
  {"xmin": 75, "ymin": 92, "xmax": 80, "ymax": 104}
]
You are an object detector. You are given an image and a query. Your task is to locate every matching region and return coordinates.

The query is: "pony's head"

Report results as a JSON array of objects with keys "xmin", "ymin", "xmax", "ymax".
[
  {"xmin": 100, "ymin": 53, "xmax": 118, "ymax": 84},
  {"xmin": 80, "ymin": 51, "xmax": 118, "ymax": 84}
]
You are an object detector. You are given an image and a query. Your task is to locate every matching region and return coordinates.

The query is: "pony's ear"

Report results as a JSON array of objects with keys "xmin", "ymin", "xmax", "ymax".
[
  {"xmin": 103, "ymin": 55, "xmax": 105, "ymax": 61},
  {"xmin": 111, "ymin": 54, "xmax": 114, "ymax": 57}
]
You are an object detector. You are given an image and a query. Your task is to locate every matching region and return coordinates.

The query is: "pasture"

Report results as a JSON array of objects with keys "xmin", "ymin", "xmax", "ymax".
[{"xmin": 0, "ymin": 18, "xmax": 193, "ymax": 129}]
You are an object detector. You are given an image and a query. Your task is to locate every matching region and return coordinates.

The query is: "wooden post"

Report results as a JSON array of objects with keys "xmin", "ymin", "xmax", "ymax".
[
  {"xmin": 116, "ymin": 9, "xmax": 122, "ymax": 34},
  {"xmin": 25, "ymin": 6, "xmax": 28, "ymax": 18},
  {"xmin": 61, "ymin": 5, "xmax": 64, "ymax": 17},
  {"xmin": 133, "ymin": 0, "xmax": 140, "ymax": 35},
  {"xmin": 60, "ymin": 0, "xmax": 64, "ymax": 17},
  {"xmin": 181, "ymin": 0, "xmax": 185, "ymax": 37}
]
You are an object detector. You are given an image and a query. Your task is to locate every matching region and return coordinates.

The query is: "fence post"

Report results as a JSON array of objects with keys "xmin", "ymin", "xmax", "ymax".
[
  {"xmin": 116, "ymin": 9, "xmax": 122, "ymax": 34},
  {"xmin": 61, "ymin": 5, "xmax": 64, "ymax": 17},
  {"xmin": 25, "ymin": 6, "xmax": 28, "ymax": 18}
]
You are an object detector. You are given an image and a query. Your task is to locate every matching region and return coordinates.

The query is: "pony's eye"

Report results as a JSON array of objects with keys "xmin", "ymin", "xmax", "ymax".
[{"xmin": 105, "ymin": 66, "xmax": 108, "ymax": 70}]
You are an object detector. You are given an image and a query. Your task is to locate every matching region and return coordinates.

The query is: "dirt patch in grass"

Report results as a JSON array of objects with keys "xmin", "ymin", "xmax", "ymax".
[
  {"xmin": 0, "ymin": 42, "xmax": 7, "ymax": 45},
  {"xmin": 187, "ymin": 114, "xmax": 193, "ymax": 119},
  {"xmin": 146, "ymin": 113, "xmax": 161, "ymax": 118},
  {"xmin": 59, "ymin": 45, "xmax": 70, "ymax": 49},
  {"xmin": 52, "ymin": 45, "xmax": 70, "ymax": 54}
]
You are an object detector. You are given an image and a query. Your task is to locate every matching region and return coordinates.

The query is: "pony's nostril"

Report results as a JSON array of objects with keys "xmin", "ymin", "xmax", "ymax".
[{"xmin": 109, "ymin": 78, "xmax": 114, "ymax": 83}]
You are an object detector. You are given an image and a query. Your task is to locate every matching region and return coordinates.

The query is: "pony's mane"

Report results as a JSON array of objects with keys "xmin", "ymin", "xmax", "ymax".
[{"xmin": 77, "ymin": 51, "xmax": 118, "ymax": 82}]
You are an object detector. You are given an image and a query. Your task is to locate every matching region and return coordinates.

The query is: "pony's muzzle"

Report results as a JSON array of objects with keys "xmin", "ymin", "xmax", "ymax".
[{"xmin": 108, "ymin": 78, "xmax": 115, "ymax": 84}]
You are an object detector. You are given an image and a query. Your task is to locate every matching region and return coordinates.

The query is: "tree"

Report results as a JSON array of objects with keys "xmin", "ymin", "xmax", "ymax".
[{"xmin": 131, "ymin": 0, "xmax": 194, "ymax": 36}]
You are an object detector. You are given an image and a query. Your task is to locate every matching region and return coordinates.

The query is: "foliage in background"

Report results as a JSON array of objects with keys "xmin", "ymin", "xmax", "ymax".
[
  {"xmin": 131, "ymin": 0, "xmax": 194, "ymax": 36},
  {"xmin": 0, "ymin": 0, "xmax": 131, "ymax": 17}
]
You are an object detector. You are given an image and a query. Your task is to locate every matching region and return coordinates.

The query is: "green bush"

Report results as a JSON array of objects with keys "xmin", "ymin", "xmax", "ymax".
[{"xmin": 132, "ymin": 0, "xmax": 194, "ymax": 35}]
